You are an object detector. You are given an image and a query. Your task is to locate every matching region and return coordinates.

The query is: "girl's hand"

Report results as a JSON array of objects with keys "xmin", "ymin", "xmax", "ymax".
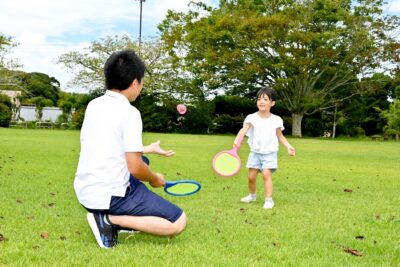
[{"xmin": 288, "ymin": 146, "xmax": 296, "ymax": 156}]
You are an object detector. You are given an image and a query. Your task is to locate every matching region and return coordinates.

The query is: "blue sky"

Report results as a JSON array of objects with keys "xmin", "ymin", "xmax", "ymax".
[
  {"xmin": 0, "ymin": 0, "xmax": 217, "ymax": 92},
  {"xmin": 0, "ymin": 0, "xmax": 399, "ymax": 93}
]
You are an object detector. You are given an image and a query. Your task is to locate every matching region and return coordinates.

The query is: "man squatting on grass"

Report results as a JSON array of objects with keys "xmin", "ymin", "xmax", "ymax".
[
  {"xmin": 74, "ymin": 50, "xmax": 186, "ymax": 248},
  {"xmin": 234, "ymin": 87, "xmax": 296, "ymax": 209}
]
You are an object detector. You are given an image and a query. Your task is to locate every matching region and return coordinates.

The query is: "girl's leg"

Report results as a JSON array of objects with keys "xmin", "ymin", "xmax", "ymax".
[
  {"xmin": 241, "ymin": 168, "xmax": 258, "ymax": 203},
  {"xmin": 262, "ymin": 169, "xmax": 273, "ymax": 198},
  {"xmin": 248, "ymin": 168, "xmax": 258, "ymax": 194}
]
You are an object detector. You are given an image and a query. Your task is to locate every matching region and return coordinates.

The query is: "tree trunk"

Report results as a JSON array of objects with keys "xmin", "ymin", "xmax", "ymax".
[
  {"xmin": 332, "ymin": 105, "xmax": 338, "ymax": 139},
  {"xmin": 292, "ymin": 113, "xmax": 304, "ymax": 137}
]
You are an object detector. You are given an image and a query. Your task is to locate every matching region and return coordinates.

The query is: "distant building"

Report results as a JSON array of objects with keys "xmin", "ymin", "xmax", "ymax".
[
  {"xmin": 0, "ymin": 90, "xmax": 66, "ymax": 122},
  {"xmin": 0, "ymin": 90, "xmax": 21, "ymax": 107}
]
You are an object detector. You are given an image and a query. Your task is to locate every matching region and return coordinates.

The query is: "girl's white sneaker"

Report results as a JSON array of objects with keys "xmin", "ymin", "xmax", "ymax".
[
  {"xmin": 240, "ymin": 194, "xmax": 256, "ymax": 203},
  {"xmin": 263, "ymin": 199, "xmax": 275, "ymax": 209}
]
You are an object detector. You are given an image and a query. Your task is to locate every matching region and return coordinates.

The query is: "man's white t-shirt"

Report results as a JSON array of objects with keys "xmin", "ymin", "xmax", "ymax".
[
  {"xmin": 244, "ymin": 112, "xmax": 284, "ymax": 154},
  {"xmin": 74, "ymin": 90, "xmax": 143, "ymax": 209}
]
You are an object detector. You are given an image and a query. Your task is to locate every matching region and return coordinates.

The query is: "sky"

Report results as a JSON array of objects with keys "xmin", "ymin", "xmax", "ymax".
[
  {"xmin": 0, "ymin": 0, "xmax": 217, "ymax": 93},
  {"xmin": 0, "ymin": 0, "xmax": 399, "ymax": 93}
]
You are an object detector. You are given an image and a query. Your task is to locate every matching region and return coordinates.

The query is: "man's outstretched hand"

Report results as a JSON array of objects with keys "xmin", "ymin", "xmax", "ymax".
[{"xmin": 144, "ymin": 140, "xmax": 176, "ymax": 157}]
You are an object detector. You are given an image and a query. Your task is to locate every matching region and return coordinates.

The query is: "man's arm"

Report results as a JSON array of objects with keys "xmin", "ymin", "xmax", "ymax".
[{"xmin": 125, "ymin": 152, "xmax": 165, "ymax": 187}]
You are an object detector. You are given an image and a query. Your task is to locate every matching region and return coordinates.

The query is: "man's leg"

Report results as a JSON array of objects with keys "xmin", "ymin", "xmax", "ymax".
[
  {"xmin": 109, "ymin": 212, "xmax": 187, "ymax": 236},
  {"xmin": 109, "ymin": 155, "xmax": 186, "ymax": 236}
]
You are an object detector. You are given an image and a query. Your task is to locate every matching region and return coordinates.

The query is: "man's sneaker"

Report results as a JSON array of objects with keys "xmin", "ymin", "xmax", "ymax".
[
  {"xmin": 86, "ymin": 212, "xmax": 118, "ymax": 248},
  {"xmin": 241, "ymin": 194, "xmax": 256, "ymax": 203},
  {"xmin": 263, "ymin": 199, "xmax": 275, "ymax": 209}
]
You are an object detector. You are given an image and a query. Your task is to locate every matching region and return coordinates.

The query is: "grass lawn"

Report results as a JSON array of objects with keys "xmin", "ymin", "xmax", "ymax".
[{"xmin": 0, "ymin": 128, "xmax": 399, "ymax": 266}]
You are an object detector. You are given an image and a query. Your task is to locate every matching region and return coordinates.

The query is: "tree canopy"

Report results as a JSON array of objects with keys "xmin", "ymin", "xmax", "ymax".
[
  {"xmin": 57, "ymin": 34, "xmax": 201, "ymax": 102},
  {"xmin": 0, "ymin": 34, "xmax": 22, "ymax": 89},
  {"xmin": 158, "ymin": 0, "xmax": 400, "ymax": 136}
]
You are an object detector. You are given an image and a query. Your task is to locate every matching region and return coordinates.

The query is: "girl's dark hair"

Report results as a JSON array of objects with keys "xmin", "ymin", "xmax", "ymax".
[
  {"xmin": 256, "ymin": 87, "xmax": 277, "ymax": 101},
  {"xmin": 104, "ymin": 50, "xmax": 146, "ymax": 90}
]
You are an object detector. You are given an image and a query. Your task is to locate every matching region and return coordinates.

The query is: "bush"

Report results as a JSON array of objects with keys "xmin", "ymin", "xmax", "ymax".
[
  {"xmin": 0, "ymin": 94, "xmax": 12, "ymax": 109},
  {"xmin": 70, "ymin": 109, "xmax": 85, "ymax": 129},
  {"xmin": 213, "ymin": 95, "xmax": 256, "ymax": 116},
  {"xmin": 134, "ymin": 94, "xmax": 170, "ymax": 132},
  {"xmin": 0, "ymin": 103, "xmax": 12, "ymax": 127},
  {"xmin": 179, "ymin": 102, "xmax": 214, "ymax": 134},
  {"xmin": 142, "ymin": 107, "xmax": 170, "ymax": 132},
  {"xmin": 302, "ymin": 117, "xmax": 325, "ymax": 137},
  {"xmin": 213, "ymin": 114, "xmax": 244, "ymax": 134},
  {"xmin": 347, "ymin": 126, "xmax": 366, "ymax": 137}
]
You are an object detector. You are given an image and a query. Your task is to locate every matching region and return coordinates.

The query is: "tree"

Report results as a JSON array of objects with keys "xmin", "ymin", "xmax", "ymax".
[
  {"xmin": 0, "ymin": 34, "xmax": 22, "ymax": 89},
  {"xmin": 16, "ymin": 72, "xmax": 60, "ymax": 105},
  {"xmin": 390, "ymin": 68, "xmax": 400, "ymax": 100},
  {"xmin": 57, "ymin": 34, "xmax": 197, "ymax": 101},
  {"xmin": 0, "ymin": 94, "xmax": 12, "ymax": 127},
  {"xmin": 0, "ymin": 103, "xmax": 12, "ymax": 127},
  {"xmin": 0, "ymin": 34, "xmax": 21, "ymax": 69},
  {"xmin": 380, "ymin": 99, "xmax": 400, "ymax": 140},
  {"xmin": 212, "ymin": 95, "xmax": 256, "ymax": 133},
  {"xmin": 29, "ymin": 96, "xmax": 53, "ymax": 121},
  {"xmin": 57, "ymin": 100, "xmax": 74, "ymax": 123},
  {"xmin": 133, "ymin": 93, "xmax": 170, "ymax": 132},
  {"xmin": 57, "ymin": 36, "xmax": 118, "ymax": 92},
  {"xmin": 178, "ymin": 100, "xmax": 214, "ymax": 134},
  {"xmin": 159, "ymin": 0, "xmax": 400, "ymax": 136},
  {"xmin": 321, "ymin": 74, "xmax": 392, "ymax": 137}
]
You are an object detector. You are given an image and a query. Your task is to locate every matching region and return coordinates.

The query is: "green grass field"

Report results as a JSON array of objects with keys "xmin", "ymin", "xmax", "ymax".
[{"xmin": 0, "ymin": 128, "xmax": 399, "ymax": 266}]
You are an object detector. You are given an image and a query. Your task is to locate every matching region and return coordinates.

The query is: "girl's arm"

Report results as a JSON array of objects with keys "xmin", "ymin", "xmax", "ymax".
[
  {"xmin": 276, "ymin": 128, "xmax": 296, "ymax": 156},
  {"xmin": 234, "ymin": 123, "xmax": 252, "ymax": 147}
]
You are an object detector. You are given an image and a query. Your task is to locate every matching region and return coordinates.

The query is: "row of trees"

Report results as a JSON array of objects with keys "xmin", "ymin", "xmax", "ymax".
[
  {"xmin": 1, "ymin": 0, "xmax": 400, "ymax": 138},
  {"xmin": 158, "ymin": 0, "xmax": 400, "ymax": 137},
  {"xmin": 1, "ymin": 71, "xmax": 398, "ymax": 138}
]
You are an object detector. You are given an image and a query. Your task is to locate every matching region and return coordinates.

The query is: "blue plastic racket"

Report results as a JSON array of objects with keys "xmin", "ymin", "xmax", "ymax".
[{"xmin": 164, "ymin": 180, "xmax": 202, "ymax": 196}]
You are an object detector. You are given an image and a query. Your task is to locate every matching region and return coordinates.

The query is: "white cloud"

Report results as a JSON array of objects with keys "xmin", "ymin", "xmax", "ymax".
[
  {"xmin": 0, "ymin": 0, "xmax": 216, "ymax": 92},
  {"xmin": 388, "ymin": 0, "xmax": 400, "ymax": 12}
]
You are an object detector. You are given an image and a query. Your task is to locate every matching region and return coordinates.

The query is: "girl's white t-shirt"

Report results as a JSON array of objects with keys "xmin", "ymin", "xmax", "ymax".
[{"xmin": 244, "ymin": 112, "xmax": 284, "ymax": 154}]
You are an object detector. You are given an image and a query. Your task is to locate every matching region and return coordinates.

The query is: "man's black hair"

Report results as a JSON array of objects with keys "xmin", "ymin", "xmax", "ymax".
[{"xmin": 104, "ymin": 50, "xmax": 146, "ymax": 90}]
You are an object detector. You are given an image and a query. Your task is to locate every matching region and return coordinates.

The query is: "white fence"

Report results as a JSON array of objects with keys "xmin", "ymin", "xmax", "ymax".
[{"xmin": 18, "ymin": 106, "xmax": 63, "ymax": 122}]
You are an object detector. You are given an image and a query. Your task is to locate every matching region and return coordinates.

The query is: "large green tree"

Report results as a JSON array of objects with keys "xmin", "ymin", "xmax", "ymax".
[
  {"xmin": 57, "ymin": 34, "xmax": 199, "ymax": 102},
  {"xmin": 57, "ymin": 35, "xmax": 126, "ymax": 92},
  {"xmin": 159, "ymin": 0, "xmax": 400, "ymax": 136},
  {"xmin": 15, "ymin": 72, "xmax": 61, "ymax": 105},
  {"xmin": 382, "ymin": 99, "xmax": 400, "ymax": 140},
  {"xmin": 337, "ymin": 74, "xmax": 392, "ymax": 136},
  {"xmin": 0, "ymin": 34, "xmax": 22, "ymax": 88}
]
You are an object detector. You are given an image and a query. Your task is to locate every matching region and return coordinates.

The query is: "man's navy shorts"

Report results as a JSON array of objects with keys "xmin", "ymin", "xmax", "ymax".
[{"xmin": 85, "ymin": 157, "xmax": 183, "ymax": 223}]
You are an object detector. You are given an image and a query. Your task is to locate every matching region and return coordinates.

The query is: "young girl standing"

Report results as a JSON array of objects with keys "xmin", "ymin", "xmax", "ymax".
[{"xmin": 234, "ymin": 87, "xmax": 295, "ymax": 209}]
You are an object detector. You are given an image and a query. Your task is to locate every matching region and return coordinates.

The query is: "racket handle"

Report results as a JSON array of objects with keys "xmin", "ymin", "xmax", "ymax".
[{"xmin": 234, "ymin": 136, "xmax": 244, "ymax": 148}]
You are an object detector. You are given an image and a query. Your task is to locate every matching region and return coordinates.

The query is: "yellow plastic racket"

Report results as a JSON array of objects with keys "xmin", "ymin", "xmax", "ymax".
[{"xmin": 212, "ymin": 137, "xmax": 243, "ymax": 177}]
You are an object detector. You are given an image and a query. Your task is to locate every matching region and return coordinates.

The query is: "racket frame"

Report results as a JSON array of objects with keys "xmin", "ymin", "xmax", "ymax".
[
  {"xmin": 212, "ymin": 143, "xmax": 242, "ymax": 177},
  {"xmin": 164, "ymin": 180, "xmax": 202, "ymax": 196}
]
